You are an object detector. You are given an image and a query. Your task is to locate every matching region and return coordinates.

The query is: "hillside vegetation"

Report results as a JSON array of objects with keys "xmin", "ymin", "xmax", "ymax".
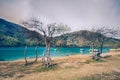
[
  {"xmin": 0, "ymin": 18, "xmax": 120, "ymax": 47},
  {"xmin": 55, "ymin": 30, "xmax": 120, "ymax": 47},
  {"xmin": 0, "ymin": 18, "xmax": 43, "ymax": 47}
]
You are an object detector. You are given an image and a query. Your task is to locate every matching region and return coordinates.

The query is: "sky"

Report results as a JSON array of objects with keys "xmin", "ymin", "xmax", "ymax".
[{"xmin": 0, "ymin": 0, "xmax": 120, "ymax": 31}]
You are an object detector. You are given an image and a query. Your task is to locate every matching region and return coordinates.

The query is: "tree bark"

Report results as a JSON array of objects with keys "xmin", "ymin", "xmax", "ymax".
[
  {"xmin": 100, "ymin": 41, "xmax": 104, "ymax": 53},
  {"xmin": 91, "ymin": 42, "xmax": 94, "ymax": 55},
  {"xmin": 24, "ymin": 45, "xmax": 28, "ymax": 65},
  {"xmin": 47, "ymin": 42, "xmax": 51, "ymax": 67},
  {"xmin": 42, "ymin": 36, "xmax": 52, "ymax": 68},
  {"xmin": 98, "ymin": 39, "xmax": 104, "ymax": 57},
  {"xmin": 34, "ymin": 46, "xmax": 38, "ymax": 62}
]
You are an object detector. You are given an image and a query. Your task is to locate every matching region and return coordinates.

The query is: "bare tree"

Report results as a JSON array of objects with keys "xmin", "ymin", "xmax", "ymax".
[
  {"xmin": 22, "ymin": 17, "xmax": 71, "ymax": 67},
  {"xmin": 90, "ymin": 30, "xmax": 99, "ymax": 55},
  {"xmin": 84, "ymin": 29, "xmax": 101, "ymax": 60},
  {"xmin": 88, "ymin": 27, "xmax": 118, "ymax": 60},
  {"xmin": 95, "ymin": 27, "xmax": 118, "ymax": 56},
  {"xmin": 24, "ymin": 45, "xmax": 38, "ymax": 65}
]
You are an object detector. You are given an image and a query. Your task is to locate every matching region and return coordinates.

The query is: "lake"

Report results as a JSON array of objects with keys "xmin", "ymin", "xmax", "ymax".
[{"xmin": 0, "ymin": 47, "xmax": 110, "ymax": 61}]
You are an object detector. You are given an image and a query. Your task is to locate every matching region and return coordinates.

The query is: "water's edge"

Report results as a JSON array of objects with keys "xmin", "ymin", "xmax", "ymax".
[{"xmin": 0, "ymin": 47, "xmax": 110, "ymax": 61}]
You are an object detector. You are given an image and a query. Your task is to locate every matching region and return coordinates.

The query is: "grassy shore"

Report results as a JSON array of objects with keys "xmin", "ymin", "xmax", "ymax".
[{"xmin": 0, "ymin": 49, "xmax": 120, "ymax": 80}]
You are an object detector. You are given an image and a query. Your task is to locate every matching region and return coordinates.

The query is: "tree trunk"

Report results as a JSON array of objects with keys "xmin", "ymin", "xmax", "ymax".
[
  {"xmin": 97, "ymin": 41, "xmax": 104, "ymax": 57},
  {"xmin": 100, "ymin": 41, "xmax": 104, "ymax": 53},
  {"xmin": 42, "ymin": 36, "xmax": 47, "ymax": 67},
  {"xmin": 24, "ymin": 45, "xmax": 28, "ymax": 65},
  {"xmin": 34, "ymin": 46, "xmax": 38, "ymax": 62},
  {"xmin": 91, "ymin": 42, "xmax": 100, "ymax": 60},
  {"xmin": 91, "ymin": 42, "xmax": 94, "ymax": 55},
  {"xmin": 47, "ymin": 43, "xmax": 51, "ymax": 67},
  {"xmin": 42, "ymin": 36, "xmax": 52, "ymax": 68},
  {"xmin": 98, "ymin": 38, "xmax": 104, "ymax": 56}
]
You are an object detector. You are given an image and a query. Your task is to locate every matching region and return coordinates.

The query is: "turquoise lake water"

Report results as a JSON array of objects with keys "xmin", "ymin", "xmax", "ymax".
[{"xmin": 0, "ymin": 47, "xmax": 110, "ymax": 61}]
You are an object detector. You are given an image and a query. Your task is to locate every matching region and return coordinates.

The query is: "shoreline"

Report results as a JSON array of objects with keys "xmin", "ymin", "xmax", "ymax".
[
  {"xmin": 0, "ymin": 48, "xmax": 120, "ymax": 63},
  {"xmin": 1, "ymin": 50, "xmax": 120, "ymax": 63},
  {"xmin": 0, "ymin": 47, "xmax": 111, "ymax": 62},
  {"xmin": 0, "ymin": 54, "xmax": 90, "ymax": 62}
]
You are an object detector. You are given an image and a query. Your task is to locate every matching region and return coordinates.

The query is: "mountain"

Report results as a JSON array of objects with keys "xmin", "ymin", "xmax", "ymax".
[
  {"xmin": 0, "ymin": 18, "xmax": 43, "ymax": 47},
  {"xmin": 55, "ymin": 30, "xmax": 120, "ymax": 47},
  {"xmin": 0, "ymin": 18, "xmax": 120, "ymax": 47}
]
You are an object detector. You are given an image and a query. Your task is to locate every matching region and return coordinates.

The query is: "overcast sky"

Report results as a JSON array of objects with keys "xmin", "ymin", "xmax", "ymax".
[{"xmin": 0, "ymin": 0, "xmax": 120, "ymax": 31}]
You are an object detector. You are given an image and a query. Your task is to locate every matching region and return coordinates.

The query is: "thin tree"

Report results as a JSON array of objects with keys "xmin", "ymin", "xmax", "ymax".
[
  {"xmin": 88, "ymin": 27, "xmax": 116, "ymax": 60},
  {"xmin": 87, "ymin": 29, "xmax": 99, "ymax": 55},
  {"xmin": 22, "ymin": 17, "xmax": 71, "ymax": 67},
  {"xmin": 24, "ymin": 45, "xmax": 28, "ymax": 65},
  {"xmin": 89, "ymin": 33, "xmax": 98, "ymax": 55},
  {"xmin": 34, "ymin": 46, "xmax": 38, "ymax": 62},
  {"xmin": 95, "ymin": 27, "xmax": 118, "ymax": 56},
  {"xmin": 24, "ymin": 45, "xmax": 38, "ymax": 65},
  {"xmin": 84, "ymin": 30, "xmax": 101, "ymax": 60},
  {"xmin": 97, "ymin": 27, "xmax": 117, "ymax": 52}
]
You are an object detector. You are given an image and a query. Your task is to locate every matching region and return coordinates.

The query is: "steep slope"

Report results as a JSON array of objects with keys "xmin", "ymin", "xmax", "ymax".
[{"xmin": 0, "ymin": 18, "xmax": 43, "ymax": 47}]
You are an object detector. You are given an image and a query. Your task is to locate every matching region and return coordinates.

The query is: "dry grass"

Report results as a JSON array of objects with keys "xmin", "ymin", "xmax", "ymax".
[
  {"xmin": 110, "ymin": 48, "xmax": 120, "ymax": 52},
  {"xmin": 0, "ymin": 51, "xmax": 120, "ymax": 80}
]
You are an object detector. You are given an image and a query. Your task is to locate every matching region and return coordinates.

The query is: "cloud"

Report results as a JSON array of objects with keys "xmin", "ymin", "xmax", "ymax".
[
  {"xmin": 0, "ymin": 0, "xmax": 30, "ymax": 23},
  {"xmin": 29, "ymin": 0, "xmax": 120, "ymax": 30},
  {"xmin": 0, "ymin": 0, "xmax": 120, "ymax": 31}
]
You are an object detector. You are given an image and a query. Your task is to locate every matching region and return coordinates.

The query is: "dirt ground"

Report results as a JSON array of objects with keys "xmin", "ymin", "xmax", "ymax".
[{"xmin": 0, "ymin": 50, "xmax": 120, "ymax": 80}]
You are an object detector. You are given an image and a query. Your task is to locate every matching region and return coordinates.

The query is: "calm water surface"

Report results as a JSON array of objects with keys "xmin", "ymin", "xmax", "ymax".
[{"xmin": 0, "ymin": 47, "xmax": 110, "ymax": 61}]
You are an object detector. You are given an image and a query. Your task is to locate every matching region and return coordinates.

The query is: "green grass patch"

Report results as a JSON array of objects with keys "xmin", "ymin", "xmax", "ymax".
[
  {"xmin": 85, "ymin": 59, "xmax": 105, "ymax": 64},
  {"xmin": 35, "ymin": 64, "xmax": 58, "ymax": 72},
  {"xmin": 95, "ymin": 59, "xmax": 105, "ymax": 62}
]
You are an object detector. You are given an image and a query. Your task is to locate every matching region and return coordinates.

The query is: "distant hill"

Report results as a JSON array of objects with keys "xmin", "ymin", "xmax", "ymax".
[
  {"xmin": 55, "ymin": 30, "xmax": 120, "ymax": 47},
  {"xmin": 0, "ymin": 18, "xmax": 120, "ymax": 47},
  {"xmin": 0, "ymin": 18, "xmax": 43, "ymax": 47}
]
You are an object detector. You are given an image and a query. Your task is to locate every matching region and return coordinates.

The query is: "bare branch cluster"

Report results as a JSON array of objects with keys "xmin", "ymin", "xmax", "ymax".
[
  {"xmin": 22, "ymin": 17, "xmax": 71, "ymax": 37},
  {"xmin": 22, "ymin": 16, "xmax": 71, "ymax": 67},
  {"xmin": 89, "ymin": 26, "xmax": 119, "ymax": 60}
]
